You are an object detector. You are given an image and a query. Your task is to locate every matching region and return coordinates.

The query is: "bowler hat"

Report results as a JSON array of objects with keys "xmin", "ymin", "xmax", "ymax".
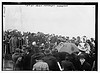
[{"xmin": 78, "ymin": 54, "xmax": 85, "ymax": 59}]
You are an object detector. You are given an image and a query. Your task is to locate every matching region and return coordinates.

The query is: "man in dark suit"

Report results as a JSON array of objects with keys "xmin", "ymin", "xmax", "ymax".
[
  {"xmin": 61, "ymin": 56, "xmax": 75, "ymax": 71},
  {"xmin": 21, "ymin": 46, "xmax": 32, "ymax": 70},
  {"xmin": 42, "ymin": 49, "xmax": 60, "ymax": 71},
  {"xmin": 30, "ymin": 52, "xmax": 45, "ymax": 70},
  {"xmin": 12, "ymin": 48, "xmax": 23, "ymax": 70},
  {"xmin": 78, "ymin": 54, "xmax": 91, "ymax": 71}
]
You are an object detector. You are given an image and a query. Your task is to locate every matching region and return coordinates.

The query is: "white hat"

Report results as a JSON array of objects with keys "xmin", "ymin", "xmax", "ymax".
[
  {"xmin": 78, "ymin": 43, "xmax": 87, "ymax": 52},
  {"xmin": 32, "ymin": 41, "xmax": 36, "ymax": 45},
  {"xmin": 26, "ymin": 36, "xmax": 28, "ymax": 39},
  {"xmin": 41, "ymin": 43, "xmax": 44, "ymax": 46}
]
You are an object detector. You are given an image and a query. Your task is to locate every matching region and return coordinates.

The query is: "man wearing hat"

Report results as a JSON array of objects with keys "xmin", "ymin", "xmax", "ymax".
[
  {"xmin": 21, "ymin": 46, "xmax": 32, "ymax": 70},
  {"xmin": 32, "ymin": 41, "xmax": 39, "ymax": 53},
  {"xmin": 61, "ymin": 56, "xmax": 75, "ymax": 71},
  {"xmin": 30, "ymin": 52, "xmax": 45, "ymax": 70},
  {"xmin": 42, "ymin": 49, "xmax": 60, "ymax": 71},
  {"xmin": 78, "ymin": 42, "xmax": 90, "ymax": 55},
  {"xmin": 78, "ymin": 54, "xmax": 91, "ymax": 71},
  {"xmin": 12, "ymin": 48, "xmax": 22, "ymax": 70},
  {"xmin": 32, "ymin": 53, "xmax": 49, "ymax": 71}
]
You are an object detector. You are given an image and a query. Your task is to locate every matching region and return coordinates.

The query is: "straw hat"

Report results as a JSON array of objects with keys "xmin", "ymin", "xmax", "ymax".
[{"xmin": 78, "ymin": 43, "xmax": 87, "ymax": 52}]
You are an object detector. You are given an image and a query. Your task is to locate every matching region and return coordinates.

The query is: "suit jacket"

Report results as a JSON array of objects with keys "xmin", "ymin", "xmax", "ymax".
[
  {"xmin": 78, "ymin": 61, "xmax": 91, "ymax": 71},
  {"xmin": 61, "ymin": 60, "xmax": 75, "ymax": 71},
  {"xmin": 22, "ymin": 53, "xmax": 32, "ymax": 70},
  {"xmin": 42, "ymin": 54, "xmax": 60, "ymax": 71}
]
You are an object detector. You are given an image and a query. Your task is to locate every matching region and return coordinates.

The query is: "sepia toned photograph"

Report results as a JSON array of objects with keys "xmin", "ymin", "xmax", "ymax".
[{"xmin": 2, "ymin": 2, "xmax": 98, "ymax": 71}]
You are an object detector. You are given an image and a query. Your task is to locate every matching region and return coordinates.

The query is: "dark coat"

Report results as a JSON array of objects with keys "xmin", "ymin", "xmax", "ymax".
[
  {"xmin": 15, "ymin": 57, "xmax": 23, "ymax": 70},
  {"xmin": 61, "ymin": 60, "xmax": 75, "ymax": 71},
  {"xmin": 9, "ymin": 37, "xmax": 18, "ymax": 53},
  {"xmin": 78, "ymin": 61, "xmax": 91, "ymax": 71},
  {"xmin": 30, "ymin": 52, "xmax": 45, "ymax": 70},
  {"xmin": 22, "ymin": 53, "xmax": 32, "ymax": 70},
  {"xmin": 42, "ymin": 54, "xmax": 60, "ymax": 71},
  {"xmin": 70, "ymin": 53, "xmax": 80, "ymax": 70},
  {"xmin": 12, "ymin": 53, "xmax": 23, "ymax": 70},
  {"xmin": 12, "ymin": 53, "xmax": 21, "ymax": 62},
  {"xmin": 52, "ymin": 52, "xmax": 70, "ymax": 63},
  {"xmin": 30, "ymin": 54, "xmax": 37, "ymax": 70}
]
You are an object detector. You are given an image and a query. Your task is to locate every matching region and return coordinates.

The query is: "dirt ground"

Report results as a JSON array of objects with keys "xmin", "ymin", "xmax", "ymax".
[{"xmin": 3, "ymin": 59, "xmax": 13, "ymax": 71}]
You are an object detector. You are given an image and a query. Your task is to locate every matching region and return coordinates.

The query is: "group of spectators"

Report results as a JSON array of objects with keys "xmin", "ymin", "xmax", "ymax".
[{"xmin": 3, "ymin": 29, "xmax": 96, "ymax": 71}]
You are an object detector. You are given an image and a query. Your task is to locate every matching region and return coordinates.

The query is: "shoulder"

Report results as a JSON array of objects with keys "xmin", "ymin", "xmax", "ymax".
[
  {"xmin": 84, "ymin": 62, "xmax": 91, "ymax": 67},
  {"xmin": 33, "ymin": 62, "xmax": 39, "ymax": 68}
]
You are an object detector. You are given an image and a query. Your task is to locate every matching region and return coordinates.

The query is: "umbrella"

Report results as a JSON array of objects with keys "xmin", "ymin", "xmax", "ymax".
[{"xmin": 55, "ymin": 42, "xmax": 79, "ymax": 54}]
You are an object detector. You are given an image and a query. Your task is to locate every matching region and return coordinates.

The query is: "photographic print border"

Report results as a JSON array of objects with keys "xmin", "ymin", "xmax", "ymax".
[{"xmin": 2, "ymin": 2, "xmax": 98, "ymax": 71}]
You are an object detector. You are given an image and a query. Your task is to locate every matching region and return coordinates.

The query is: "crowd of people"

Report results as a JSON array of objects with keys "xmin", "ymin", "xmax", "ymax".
[{"xmin": 3, "ymin": 29, "xmax": 96, "ymax": 71}]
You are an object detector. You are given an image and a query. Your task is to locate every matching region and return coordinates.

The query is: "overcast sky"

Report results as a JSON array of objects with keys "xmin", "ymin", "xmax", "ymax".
[{"xmin": 3, "ymin": 5, "xmax": 95, "ymax": 38}]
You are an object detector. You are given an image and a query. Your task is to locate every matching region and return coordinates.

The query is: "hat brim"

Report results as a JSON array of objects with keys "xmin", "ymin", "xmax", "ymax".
[{"xmin": 78, "ymin": 48, "xmax": 87, "ymax": 51}]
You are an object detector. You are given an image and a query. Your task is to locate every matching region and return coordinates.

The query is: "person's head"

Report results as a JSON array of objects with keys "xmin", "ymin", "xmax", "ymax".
[
  {"xmin": 72, "ymin": 37, "xmax": 76, "ymax": 40},
  {"xmin": 22, "ymin": 45, "xmax": 28, "ymax": 53},
  {"xmin": 65, "ymin": 56, "xmax": 70, "ymax": 61},
  {"xmin": 35, "ymin": 56, "xmax": 42, "ymax": 62},
  {"xmin": 32, "ymin": 41, "xmax": 36, "ymax": 46},
  {"xmin": 79, "ymin": 54, "xmax": 85, "ymax": 64},
  {"xmin": 17, "ymin": 57, "xmax": 22, "ymax": 61},
  {"xmin": 79, "ymin": 58, "xmax": 85, "ymax": 65},
  {"xmin": 82, "ymin": 36, "xmax": 87, "ymax": 43},
  {"xmin": 77, "ymin": 36, "xmax": 80, "ymax": 41},
  {"xmin": 44, "ymin": 49, "xmax": 51, "ymax": 55},
  {"xmin": 91, "ymin": 38, "xmax": 94, "ymax": 42},
  {"xmin": 66, "ymin": 36, "xmax": 69, "ymax": 40},
  {"xmin": 52, "ymin": 49, "xmax": 58, "ymax": 54},
  {"xmin": 54, "ymin": 49, "xmax": 58, "ymax": 52},
  {"xmin": 34, "ymin": 53, "xmax": 44, "ymax": 62},
  {"xmin": 86, "ymin": 39, "xmax": 91, "ymax": 44},
  {"xmin": 78, "ymin": 43, "xmax": 87, "ymax": 52},
  {"xmin": 25, "ymin": 46, "xmax": 31, "ymax": 53}
]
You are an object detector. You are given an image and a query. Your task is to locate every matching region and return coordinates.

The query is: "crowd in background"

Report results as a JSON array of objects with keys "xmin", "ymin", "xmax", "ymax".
[{"xmin": 3, "ymin": 29, "xmax": 96, "ymax": 71}]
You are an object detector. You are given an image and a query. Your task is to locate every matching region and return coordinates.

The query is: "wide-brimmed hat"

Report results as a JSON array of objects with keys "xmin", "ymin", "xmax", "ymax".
[
  {"xmin": 34, "ymin": 53, "xmax": 44, "ymax": 60},
  {"xmin": 78, "ymin": 43, "xmax": 87, "ymax": 52},
  {"xmin": 78, "ymin": 54, "xmax": 85, "ymax": 59}
]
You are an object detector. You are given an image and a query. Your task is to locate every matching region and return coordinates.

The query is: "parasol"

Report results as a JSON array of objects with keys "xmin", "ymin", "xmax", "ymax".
[{"xmin": 56, "ymin": 42, "xmax": 79, "ymax": 54}]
